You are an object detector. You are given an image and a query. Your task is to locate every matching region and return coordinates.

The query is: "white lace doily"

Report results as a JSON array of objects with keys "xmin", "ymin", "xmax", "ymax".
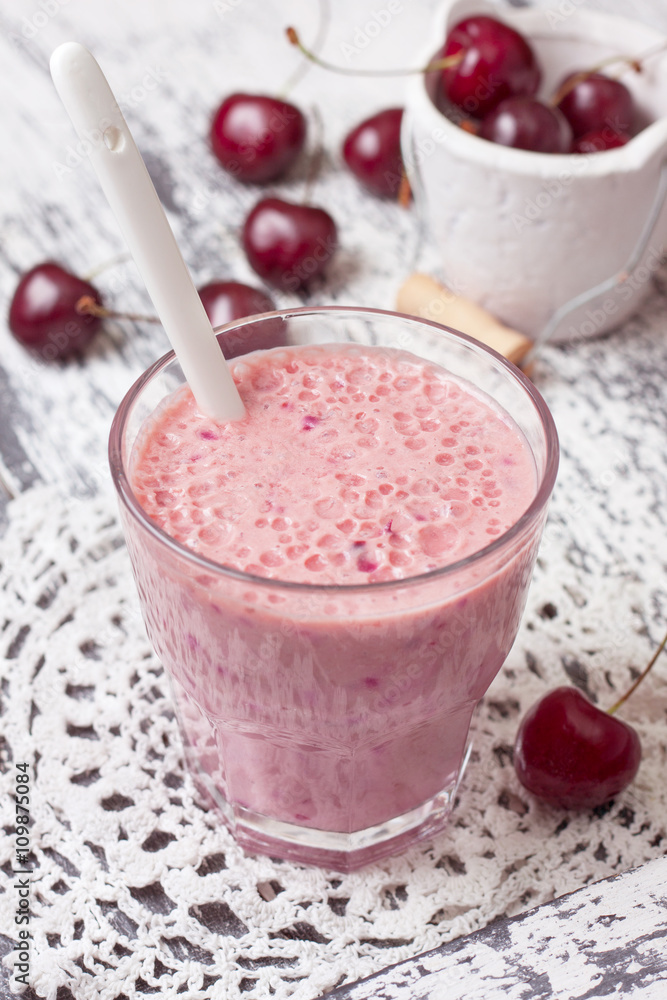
[{"xmin": 1, "ymin": 310, "xmax": 667, "ymax": 1000}]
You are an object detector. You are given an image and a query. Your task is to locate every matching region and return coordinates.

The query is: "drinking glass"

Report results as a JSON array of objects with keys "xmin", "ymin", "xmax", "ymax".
[{"xmin": 109, "ymin": 307, "xmax": 558, "ymax": 871}]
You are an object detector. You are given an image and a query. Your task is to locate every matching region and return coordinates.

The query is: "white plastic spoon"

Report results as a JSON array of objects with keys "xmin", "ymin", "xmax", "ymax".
[{"xmin": 50, "ymin": 42, "xmax": 245, "ymax": 422}]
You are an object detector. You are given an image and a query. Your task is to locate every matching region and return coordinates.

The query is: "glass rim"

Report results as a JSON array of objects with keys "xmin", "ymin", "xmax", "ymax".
[{"xmin": 109, "ymin": 304, "xmax": 559, "ymax": 595}]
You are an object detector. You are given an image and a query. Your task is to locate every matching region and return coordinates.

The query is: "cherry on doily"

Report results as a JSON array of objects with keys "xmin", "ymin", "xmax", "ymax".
[
  {"xmin": 514, "ymin": 630, "xmax": 667, "ymax": 809},
  {"xmin": 8, "ymin": 261, "xmax": 103, "ymax": 360},
  {"xmin": 514, "ymin": 686, "xmax": 641, "ymax": 809}
]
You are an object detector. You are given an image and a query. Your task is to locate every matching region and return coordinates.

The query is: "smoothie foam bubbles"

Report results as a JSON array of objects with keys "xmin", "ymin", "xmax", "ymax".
[
  {"xmin": 131, "ymin": 343, "xmax": 536, "ymax": 587},
  {"xmin": 110, "ymin": 308, "xmax": 558, "ymax": 870}
]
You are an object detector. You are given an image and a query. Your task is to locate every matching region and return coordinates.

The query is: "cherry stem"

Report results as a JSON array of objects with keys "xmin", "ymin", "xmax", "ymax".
[
  {"xmin": 607, "ymin": 627, "xmax": 667, "ymax": 716},
  {"xmin": 76, "ymin": 295, "xmax": 160, "ymax": 325},
  {"xmin": 549, "ymin": 40, "xmax": 667, "ymax": 107},
  {"xmin": 397, "ymin": 172, "xmax": 411, "ymax": 209},
  {"xmin": 279, "ymin": 0, "xmax": 331, "ymax": 99},
  {"xmin": 302, "ymin": 105, "xmax": 325, "ymax": 207},
  {"xmin": 286, "ymin": 26, "xmax": 463, "ymax": 77},
  {"xmin": 83, "ymin": 252, "xmax": 132, "ymax": 282}
]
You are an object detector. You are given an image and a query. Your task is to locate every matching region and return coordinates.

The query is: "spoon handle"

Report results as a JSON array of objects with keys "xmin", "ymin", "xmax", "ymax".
[{"xmin": 50, "ymin": 42, "xmax": 245, "ymax": 422}]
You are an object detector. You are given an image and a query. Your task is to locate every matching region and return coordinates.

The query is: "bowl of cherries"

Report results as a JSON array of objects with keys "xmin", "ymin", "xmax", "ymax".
[{"xmin": 403, "ymin": 0, "xmax": 667, "ymax": 344}]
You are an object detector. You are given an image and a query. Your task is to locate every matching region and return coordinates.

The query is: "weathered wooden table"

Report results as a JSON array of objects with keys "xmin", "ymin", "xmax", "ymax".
[{"xmin": 1, "ymin": 1, "xmax": 666, "ymax": 998}]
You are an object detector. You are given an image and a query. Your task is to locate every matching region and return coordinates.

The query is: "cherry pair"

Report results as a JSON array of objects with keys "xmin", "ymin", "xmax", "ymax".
[{"xmin": 8, "ymin": 264, "xmax": 286, "ymax": 360}]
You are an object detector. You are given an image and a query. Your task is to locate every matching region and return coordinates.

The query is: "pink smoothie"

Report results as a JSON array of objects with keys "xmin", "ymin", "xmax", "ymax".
[
  {"xmin": 132, "ymin": 344, "xmax": 534, "ymax": 583},
  {"xmin": 123, "ymin": 342, "xmax": 542, "ymax": 865}
]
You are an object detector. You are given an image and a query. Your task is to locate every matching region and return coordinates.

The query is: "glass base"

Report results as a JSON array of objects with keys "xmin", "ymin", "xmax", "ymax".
[{"xmin": 190, "ymin": 743, "xmax": 472, "ymax": 872}]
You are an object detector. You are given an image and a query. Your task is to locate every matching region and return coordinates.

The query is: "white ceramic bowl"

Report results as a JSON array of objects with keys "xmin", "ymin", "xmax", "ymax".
[{"xmin": 402, "ymin": 0, "xmax": 667, "ymax": 343}]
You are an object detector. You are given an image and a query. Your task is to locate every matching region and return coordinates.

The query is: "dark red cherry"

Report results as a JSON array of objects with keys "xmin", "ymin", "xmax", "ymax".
[
  {"xmin": 210, "ymin": 93, "xmax": 307, "ymax": 184},
  {"xmin": 572, "ymin": 128, "xmax": 630, "ymax": 154},
  {"xmin": 556, "ymin": 72, "xmax": 636, "ymax": 139},
  {"xmin": 479, "ymin": 97, "xmax": 572, "ymax": 153},
  {"xmin": 438, "ymin": 15, "xmax": 541, "ymax": 119},
  {"xmin": 342, "ymin": 108, "xmax": 405, "ymax": 197},
  {"xmin": 197, "ymin": 280, "xmax": 285, "ymax": 357},
  {"xmin": 514, "ymin": 686, "xmax": 642, "ymax": 809},
  {"xmin": 242, "ymin": 197, "xmax": 338, "ymax": 291},
  {"xmin": 8, "ymin": 262, "xmax": 103, "ymax": 360}
]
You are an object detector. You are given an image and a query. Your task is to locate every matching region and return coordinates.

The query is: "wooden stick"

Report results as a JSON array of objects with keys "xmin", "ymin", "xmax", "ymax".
[{"xmin": 396, "ymin": 273, "xmax": 533, "ymax": 368}]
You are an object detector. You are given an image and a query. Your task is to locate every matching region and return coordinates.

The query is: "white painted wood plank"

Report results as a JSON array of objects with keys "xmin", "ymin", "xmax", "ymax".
[{"xmin": 327, "ymin": 855, "xmax": 667, "ymax": 999}]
